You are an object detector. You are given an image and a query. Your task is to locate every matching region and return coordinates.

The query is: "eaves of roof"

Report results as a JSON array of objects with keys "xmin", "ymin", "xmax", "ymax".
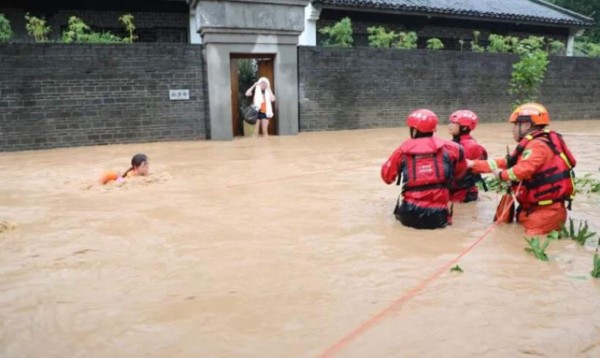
[{"xmin": 313, "ymin": 0, "xmax": 595, "ymax": 27}]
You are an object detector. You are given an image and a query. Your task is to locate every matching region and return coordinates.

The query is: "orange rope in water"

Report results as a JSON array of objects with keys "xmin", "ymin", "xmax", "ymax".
[{"xmin": 318, "ymin": 196, "xmax": 515, "ymax": 358}]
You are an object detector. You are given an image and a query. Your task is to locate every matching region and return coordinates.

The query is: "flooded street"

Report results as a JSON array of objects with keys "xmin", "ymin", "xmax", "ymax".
[{"xmin": 1, "ymin": 121, "xmax": 600, "ymax": 357}]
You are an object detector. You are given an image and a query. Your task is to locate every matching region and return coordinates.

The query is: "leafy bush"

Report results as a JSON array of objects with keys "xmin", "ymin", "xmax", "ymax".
[
  {"xmin": 396, "ymin": 31, "xmax": 417, "ymax": 49},
  {"xmin": 367, "ymin": 26, "xmax": 398, "ymax": 48},
  {"xmin": 319, "ymin": 17, "xmax": 353, "ymax": 48},
  {"xmin": 575, "ymin": 41, "xmax": 600, "ymax": 58},
  {"xmin": 366, "ymin": 26, "xmax": 418, "ymax": 50},
  {"xmin": 487, "ymin": 34, "xmax": 518, "ymax": 53},
  {"xmin": 0, "ymin": 13, "xmax": 12, "ymax": 42},
  {"xmin": 62, "ymin": 16, "xmax": 122, "ymax": 43},
  {"xmin": 25, "ymin": 13, "xmax": 51, "ymax": 42},
  {"xmin": 548, "ymin": 40, "xmax": 565, "ymax": 55},
  {"xmin": 515, "ymin": 36, "xmax": 545, "ymax": 55},
  {"xmin": 426, "ymin": 38, "xmax": 444, "ymax": 50}
]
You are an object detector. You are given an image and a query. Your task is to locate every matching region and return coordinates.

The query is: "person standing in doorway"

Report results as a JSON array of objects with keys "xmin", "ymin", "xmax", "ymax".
[{"xmin": 245, "ymin": 77, "xmax": 276, "ymax": 137}]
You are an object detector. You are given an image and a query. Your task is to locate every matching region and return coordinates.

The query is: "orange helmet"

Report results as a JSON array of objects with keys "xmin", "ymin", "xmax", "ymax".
[
  {"xmin": 509, "ymin": 103, "xmax": 550, "ymax": 125},
  {"xmin": 406, "ymin": 109, "xmax": 438, "ymax": 133}
]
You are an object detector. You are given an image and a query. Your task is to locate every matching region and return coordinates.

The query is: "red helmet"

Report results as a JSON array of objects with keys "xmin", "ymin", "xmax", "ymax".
[
  {"xmin": 449, "ymin": 110, "xmax": 479, "ymax": 130},
  {"xmin": 406, "ymin": 109, "xmax": 438, "ymax": 133}
]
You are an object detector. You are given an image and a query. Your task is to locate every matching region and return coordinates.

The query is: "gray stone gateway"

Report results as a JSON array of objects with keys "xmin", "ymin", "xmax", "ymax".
[{"xmin": 189, "ymin": 0, "xmax": 308, "ymax": 140}]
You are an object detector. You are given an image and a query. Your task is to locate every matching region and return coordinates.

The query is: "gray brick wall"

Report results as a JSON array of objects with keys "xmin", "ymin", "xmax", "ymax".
[
  {"xmin": 298, "ymin": 47, "xmax": 600, "ymax": 131},
  {"xmin": 0, "ymin": 43, "xmax": 207, "ymax": 151}
]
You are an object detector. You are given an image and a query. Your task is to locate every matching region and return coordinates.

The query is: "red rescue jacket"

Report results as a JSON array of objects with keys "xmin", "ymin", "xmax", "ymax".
[
  {"xmin": 450, "ymin": 134, "xmax": 488, "ymax": 202},
  {"xmin": 382, "ymin": 136, "xmax": 466, "ymax": 210}
]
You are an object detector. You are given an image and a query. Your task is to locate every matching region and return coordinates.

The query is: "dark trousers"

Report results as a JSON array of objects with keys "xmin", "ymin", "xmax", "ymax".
[{"xmin": 394, "ymin": 201, "xmax": 450, "ymax": 229}]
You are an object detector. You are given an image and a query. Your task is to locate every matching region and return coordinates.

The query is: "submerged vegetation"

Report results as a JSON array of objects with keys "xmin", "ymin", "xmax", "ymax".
[
  {"xmin": 524, "ymin": 236, "xmax": 551, "ymax": 261},
  {"xmin": 592, "ymin": 253, "xmax": 600, "ymax": 278},
  {"xmin": 574, "ymin": 173, "xmax": 600, "ymax": 194},
  {"xmin": 526, "ymin": 219, "xmax": 598, "ymax": 277},
  {"xmin": 476, "ymin": 176, "xmax": 504, "ymax": 193},
  {"xmin": 450, "ymin": 265, "xmax": 463, "ymax": 273},
  {"xmin": 552, "ymin": 218, "xmax": 597, "ymax": 246}
]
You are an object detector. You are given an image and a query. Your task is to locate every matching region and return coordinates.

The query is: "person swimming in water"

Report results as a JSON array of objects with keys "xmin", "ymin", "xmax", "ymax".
[{"xmin": 100, "ymin": 154, "xmax": 150, "ymax": 185}]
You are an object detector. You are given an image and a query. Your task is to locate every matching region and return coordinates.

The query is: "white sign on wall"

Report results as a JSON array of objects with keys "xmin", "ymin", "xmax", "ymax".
[{"xmin": 169, "ymin": 89, "xmax": 190, "ymax": 100}]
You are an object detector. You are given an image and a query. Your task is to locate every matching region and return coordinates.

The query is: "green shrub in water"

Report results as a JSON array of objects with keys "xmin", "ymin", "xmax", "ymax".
[
  {"xmin": 450, "ymin": 265, "xmax": 463, "ymax": 273},
  {"xmin": 574, "ymin": 173, "xmax": 600, "ymax": 194},
  {"xmin": 555, "ymin": 218, "xmax": 597, "ymax": 246},
  {"xmin": 592, "ymin": 253, "xmax": 600, "ymax": 278},
  {"xmin": 524, "ymin": 236, "xmax": 551, "ymax": 261}
]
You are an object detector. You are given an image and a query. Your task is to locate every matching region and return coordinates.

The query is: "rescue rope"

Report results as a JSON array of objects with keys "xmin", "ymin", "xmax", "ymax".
[{"xmin": 318, "ymin": 194, "xmax": 516, "ymax": 358}]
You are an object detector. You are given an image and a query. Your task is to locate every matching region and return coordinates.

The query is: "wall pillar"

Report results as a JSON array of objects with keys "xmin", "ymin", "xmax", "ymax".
[
  {"xmin": 298, "ymin": 3, "xmax": 322, "ymax": 46},
  {"xmin": 567, "ymin": 28, "xmax": 585, "ymax": 56},
  {"xmin": 189, "ymin": 7, "xmax": 202, "ymax": 44}
]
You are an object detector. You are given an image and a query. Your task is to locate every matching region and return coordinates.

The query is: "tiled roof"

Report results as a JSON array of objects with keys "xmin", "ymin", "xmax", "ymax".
[{"xmin": 313, "ymin": 0, "xmax": 595, "ymax": 27}]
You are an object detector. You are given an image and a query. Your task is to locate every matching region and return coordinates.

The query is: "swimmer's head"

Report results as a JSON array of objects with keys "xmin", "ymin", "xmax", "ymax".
[{"xmin": 131, "ymin": 153, "xmax": 149, "ymax": 176}]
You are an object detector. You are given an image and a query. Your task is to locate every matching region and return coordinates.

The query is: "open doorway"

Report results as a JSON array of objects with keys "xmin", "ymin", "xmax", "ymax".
[{"xmin": 230, "ymin": 54, "xmax": 276, "ymax": 137}]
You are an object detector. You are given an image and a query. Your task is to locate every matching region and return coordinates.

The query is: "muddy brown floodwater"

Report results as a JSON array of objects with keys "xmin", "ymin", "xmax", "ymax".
[{"xmin": 1, "ymin": 121, "xmax": 600, "ymax": 357}]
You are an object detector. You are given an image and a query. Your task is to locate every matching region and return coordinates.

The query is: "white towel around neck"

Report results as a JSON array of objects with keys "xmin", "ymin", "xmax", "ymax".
[{"xmin": 252, "ymin": 77, "xmax": 274, "ymax": 119}]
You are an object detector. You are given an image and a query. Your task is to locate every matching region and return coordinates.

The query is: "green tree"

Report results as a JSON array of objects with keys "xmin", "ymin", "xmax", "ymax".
[
  {"xmin": 576, "ymin": 41, "xmax": 600, "ymax": 57},
  {"xmin": 0, "ymin": 13, "xmax": 12, "ymax": 42},
  {"xmin": 25, "ymin": 13, "xmax": 51, "ymax": 42},
  {"xmin": 509, "ymin": 36, "xmax": 549, "ymax": 106},
  {"xmin": 319, "ymin": 17, "xmax": 353, "ymax": 48},
  {"xmin": 546, "ymin": 0, "xmax": 600, "ymax": 42}
]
